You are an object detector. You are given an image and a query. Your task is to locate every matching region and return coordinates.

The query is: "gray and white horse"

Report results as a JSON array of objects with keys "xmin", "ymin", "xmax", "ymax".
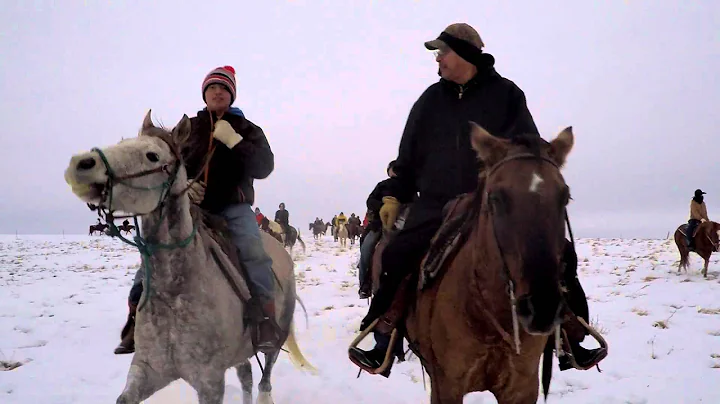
[{"xmin": 64, "ymin": 110, "xmax": 316, "ymax": 404}]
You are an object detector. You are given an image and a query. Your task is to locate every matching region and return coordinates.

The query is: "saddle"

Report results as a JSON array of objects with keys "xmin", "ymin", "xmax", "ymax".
[
  {"xmin": 679, "ymin": 223, "xmax": 701, "ymax": 238},
  {"xmin": 419, "ymin": 192, "xmax": 476, "ymax": 289},
  {"xmin": 193, "ymin": 206, "xmax": 252, "ymax": 303}
]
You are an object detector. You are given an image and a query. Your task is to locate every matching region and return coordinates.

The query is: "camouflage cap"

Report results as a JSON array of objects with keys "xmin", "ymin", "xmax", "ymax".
[{"xmin": 424, "ymin": 23, "xmax": 484, "ymax": 51}]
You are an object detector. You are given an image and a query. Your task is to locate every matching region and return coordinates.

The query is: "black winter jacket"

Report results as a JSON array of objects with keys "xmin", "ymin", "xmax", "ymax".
[
  {"xmin": 182, "ymin": 109, "xmax": 274, "ymax": 214},
  {"xmin": 388, "ymin": 54, "xmax": 539, "ymax": 209}
]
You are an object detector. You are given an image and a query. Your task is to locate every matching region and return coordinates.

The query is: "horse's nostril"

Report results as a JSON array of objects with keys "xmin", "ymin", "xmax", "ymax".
[{"xmin": 77, "ymin": 157, "xmax": 96, "ymax": 170}]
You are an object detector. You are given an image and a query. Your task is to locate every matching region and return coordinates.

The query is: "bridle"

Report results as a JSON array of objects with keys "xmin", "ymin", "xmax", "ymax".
[
  {"xmin": 86, "ymin": 131, "xmax": 209, "ymax": 311},
  {"xmin": 481, "ymin": 151, "xmax": 575, "ymax": 355}
]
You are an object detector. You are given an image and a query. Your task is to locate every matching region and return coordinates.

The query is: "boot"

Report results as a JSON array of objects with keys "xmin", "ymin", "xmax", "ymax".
[
  {"xmin": 687, "ymin": 235, "xmax": 695, "ymax": 251},
  {"xmin": 114, "ymin": 303, "xmax": 137, "ymax": 355},
  {"xmin": 348, "ymin": 346, "xmax": 394, "ymax": 378},
  {"xmin": 559, "ymin": 341, "xmax": 607, "ymax": 371},
  {"xmin": 254, "ymin": 300, "xmax": 281, "ymax": 354}
]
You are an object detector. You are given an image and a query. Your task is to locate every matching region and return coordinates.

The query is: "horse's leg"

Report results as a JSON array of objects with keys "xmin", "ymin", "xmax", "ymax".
[
  {"xmin": 257, "ymin": 349, "xmax": 281, "ymax": 404},
  {"xmin": 703, "ymin": 256, "xmax": 709, "ymax": 278},
  {"xmin": 494, "ymin": 381, "xmax": 540, "ymax": 404},
  {"xmin": 115, "ymin": 361, "xmax": 174, "ymax": 404},
  {"xmin": 428, "ymin": 372, "xmax": 463, "ymax": 404},
  {"xmin": 188, "ymin": 371, "xmax": 225, "ymax": 404},
  {"xmin": 235, "ymin": 360, "xmax": 253, "ymax": 404}
]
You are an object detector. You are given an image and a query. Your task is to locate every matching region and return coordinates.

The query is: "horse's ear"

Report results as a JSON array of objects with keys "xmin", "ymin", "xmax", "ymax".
[
  {"xmin": 141, "ymin": 109, "xmax": 154, "ymax": 133},
  {"xmin": 172, "ymin": 114, "xmax": 193, "ymax": 147},
  {"xmin": 469, "ymin": 121, "xmax": 508, "ymax": 166},
  {"xmin": 549, "ymin": 126, "xmax": 574, "ymax": 168}
]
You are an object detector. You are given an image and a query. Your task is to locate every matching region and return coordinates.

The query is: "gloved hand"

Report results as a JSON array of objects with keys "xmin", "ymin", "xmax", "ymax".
[
  {"xmin": 212, "ymin": 120, "xmax": 243, "ymax": 149},
  {"xmin": 379, "ymin": 196, "xmax": 401, "ymax": 230},
  {"xmin": 187, "ymin": 180, "xmax": 206, "ymax": 204}
]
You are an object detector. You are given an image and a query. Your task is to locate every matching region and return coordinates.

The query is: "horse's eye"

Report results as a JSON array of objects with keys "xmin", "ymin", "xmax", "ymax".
[{"xmin": 146, "ymin": 152, "xmax": 160, "ymax": 162}]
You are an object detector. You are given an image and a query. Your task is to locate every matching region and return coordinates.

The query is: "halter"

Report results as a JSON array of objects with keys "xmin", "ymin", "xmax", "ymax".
[
  {"xmin": 88, "ymin": 132, "xmax": 198, "ymax": 311},
  {"xmin": 482, "ymin": 151, "xmax": 574, "ymax": 355}
]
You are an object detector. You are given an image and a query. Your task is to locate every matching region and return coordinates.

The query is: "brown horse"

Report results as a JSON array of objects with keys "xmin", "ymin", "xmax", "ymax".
[
  {"xmin": 355, "ymin": 124, "xmax": 582, "ymax": 403},
  {"xmin": 346, "ymin": 221, "xmax": 361, "ymax": 245},
  {"xmin": 88, "ymin": 223, "xmax": 108, "ymax": 235},
  {"xmin": 674, "ymin": 220, "xmax": 720, "ymax": 277}
]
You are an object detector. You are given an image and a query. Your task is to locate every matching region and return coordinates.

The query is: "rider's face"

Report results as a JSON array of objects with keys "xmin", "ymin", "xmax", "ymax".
[{"xmin": 204, "ymin": 84, "xmax": 232, "ymax": 113}]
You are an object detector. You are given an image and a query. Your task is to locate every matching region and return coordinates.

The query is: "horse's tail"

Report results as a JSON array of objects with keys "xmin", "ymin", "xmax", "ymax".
[
  {"xmin": 297, "ymin": 230, "xmax": 306, "ymax": 254},
  {"xmin": 283, "ymin": 320, "xmax": 318, "ymax": 375}
]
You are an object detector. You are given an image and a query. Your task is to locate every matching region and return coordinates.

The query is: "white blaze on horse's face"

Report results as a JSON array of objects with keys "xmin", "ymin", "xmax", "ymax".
[{"xmin": 529, "ymin": 171, "xmax": 544, "ymax": 193}]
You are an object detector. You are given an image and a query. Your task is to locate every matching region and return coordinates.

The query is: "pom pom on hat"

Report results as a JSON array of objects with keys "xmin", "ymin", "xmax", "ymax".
[{"xmin": 202, "ymin": 65, "xmax": 237, "ymax": 105}]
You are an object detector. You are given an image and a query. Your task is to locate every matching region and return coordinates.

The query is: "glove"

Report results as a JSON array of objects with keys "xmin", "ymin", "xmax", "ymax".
[
  {"xmin": 187, "ymin": 180, "xmax": 206, "ymax": 204},
  {"xmin": 212, "ymin": 120, "xmax": 243, "ymax": 149},
  {"xmin": 379, "ymin": 196, "xmax": 401, "ymax": 231}
]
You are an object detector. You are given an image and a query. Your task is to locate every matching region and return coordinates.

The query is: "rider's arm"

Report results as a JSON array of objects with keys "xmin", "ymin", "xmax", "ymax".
[
  {"xmin": 229, "ymin": 118, "xmax": 275, "ymax": 179},
  {"xmin": 386, "ymin": 99, "xmax": 423, "ymax": 203}
]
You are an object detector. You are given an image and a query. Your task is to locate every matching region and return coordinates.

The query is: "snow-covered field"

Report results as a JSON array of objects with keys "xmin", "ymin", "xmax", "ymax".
[{"xmin": 2, "ymin": 234, "xmax": 720, "ymax": 403}]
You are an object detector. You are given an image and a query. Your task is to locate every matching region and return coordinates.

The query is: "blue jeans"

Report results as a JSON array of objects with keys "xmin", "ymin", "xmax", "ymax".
[
  {"xmin": 359, "ymin": 229, "xmax": 380, "ymax": 287},
  {"xmin": 129, "ymin": 204, "xmax": 275, "ymax": 303},
  {"xmin": 222, "ymin": 203, "xmax": 275, "ymax": 300}
]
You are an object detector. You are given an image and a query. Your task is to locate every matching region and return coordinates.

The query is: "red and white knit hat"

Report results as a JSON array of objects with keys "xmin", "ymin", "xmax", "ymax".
[{"xmin": 201, "ymin": 65, "xmax": 237, "ymax": 105}]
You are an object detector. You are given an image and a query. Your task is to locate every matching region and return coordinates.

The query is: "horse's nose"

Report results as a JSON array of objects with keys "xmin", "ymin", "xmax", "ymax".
[{"xmin": 77, "ymin": 157, "xmax": 96, "ymax": 171}]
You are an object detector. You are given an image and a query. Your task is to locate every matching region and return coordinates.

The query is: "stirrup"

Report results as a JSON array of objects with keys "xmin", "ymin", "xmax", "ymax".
[
  {"xmin": 348, "ymin": 318, "xmax": 400, "ymax": 375},
  {"xmin": 559, "ymin": 316, "xmax": 609, "ymax": 370}
]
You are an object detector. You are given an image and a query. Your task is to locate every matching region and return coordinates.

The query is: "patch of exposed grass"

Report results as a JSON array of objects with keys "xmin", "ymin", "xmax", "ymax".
[
  {"xmin": 699, "ymin": 308, "xmax": 720, "ymax": 315},
  {"xmin": 653, "ymin": 320, "xmax": 668, "ymax": 329},
  {"xmin": 708, "ymin": 330, "xmax": 720, "ymax": 336},
  {"xmin": 632, "ymin": 308, "xmax": 649, "ymax": 316},
  {"xmin": 643, "ymin": 275, "xmax": 659, "ymax": 282}
]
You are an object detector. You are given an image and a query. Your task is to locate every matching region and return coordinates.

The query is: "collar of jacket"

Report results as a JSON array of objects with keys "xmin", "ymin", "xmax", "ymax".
[{"xmin": 439, "ymin": 53, "xmax": 500, "ymax": 98}]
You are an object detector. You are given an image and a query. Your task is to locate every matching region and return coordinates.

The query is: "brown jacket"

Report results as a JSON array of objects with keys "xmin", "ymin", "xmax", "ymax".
[
  {"xmin": 690, "ymin": 200, "xmax": 709, "ymax": 221},
  {"xmin": 182, "ymin": 109, "xmax": 274, "ymax": 214}
]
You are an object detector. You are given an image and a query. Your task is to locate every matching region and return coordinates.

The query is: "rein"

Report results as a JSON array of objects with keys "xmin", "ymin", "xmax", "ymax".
[
  {"xmin": 481, "ymin": 152, "xmax": 574, "ymax": 355},
  {"xmin": 87, "ymin": 132, "xmax": 214, "ymax": 311}
]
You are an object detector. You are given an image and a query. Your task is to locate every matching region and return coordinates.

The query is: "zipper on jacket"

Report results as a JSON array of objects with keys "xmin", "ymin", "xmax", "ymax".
[{"xmin": 458, "ymin": 85, "xmax": 464, "ymax": 99}]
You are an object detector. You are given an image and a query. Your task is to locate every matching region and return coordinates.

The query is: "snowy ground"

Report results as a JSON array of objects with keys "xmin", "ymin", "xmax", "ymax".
[{"xmin": 1, "ymin": 234, "xmax": 720, "ymax": 403}]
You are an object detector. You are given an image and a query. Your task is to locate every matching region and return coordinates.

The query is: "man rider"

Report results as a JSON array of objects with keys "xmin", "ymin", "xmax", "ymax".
[
  {"xmin": 274, "ymin": 203, "xmax": 290, "ymax": 236},
  {"xmin": 348, "ymin": 23, "xmax": 606, "ymax": 376},
  {"xmin": 358, "ymin": 160, "xmax": 398, "ymax": 298},
  {"xmin": 687, "ymin": 189, "xmax": 709, "ymax": 250},
  {"xmin": 114, "ymin": 65, "xmax": 280, "ymax": 355}
]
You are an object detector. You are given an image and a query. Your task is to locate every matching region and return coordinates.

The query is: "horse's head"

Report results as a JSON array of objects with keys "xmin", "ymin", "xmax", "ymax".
[
  {"xmin": 64, "ymin": 110, "xmax": 192, "ymax": 215},
  {"xmin": 470, "ymin": 122, "xmax": 574, "ymax": 336},
  {"xmin": 703, "ymin": 221, "xmax": 720, "ymax": 251}
]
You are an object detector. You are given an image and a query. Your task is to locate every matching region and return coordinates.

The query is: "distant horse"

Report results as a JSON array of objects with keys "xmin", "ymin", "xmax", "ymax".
[
  {"xmin": 283, "ymin": 225, "xmax": 306, "ymax": 255},
  {"xmin": 310, "ymin": 221, "xmax": 326, "ymax": 240},
  {"xmin": 346, "ymin": 221, "xmax": 361, "ymax": 246},
  {"xmin": 118, "ymin": 222, "xmax": 136, "ymax": 235},
  {"xmin": 337, "ymin": 223, "xmax": 348, "ymax": 248},
  {"xmin": 88, "ymin": 223, "xmax": 108, "ymax": 235},
  {"xmin": 674, "ymin": 220, "xmax": 720, "ymax": 277}
]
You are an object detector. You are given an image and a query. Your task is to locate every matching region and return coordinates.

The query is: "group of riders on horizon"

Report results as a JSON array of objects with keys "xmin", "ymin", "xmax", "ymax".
[{"xmin": 96, "ymin": 22, "xmax": 715, "ymax": 389}]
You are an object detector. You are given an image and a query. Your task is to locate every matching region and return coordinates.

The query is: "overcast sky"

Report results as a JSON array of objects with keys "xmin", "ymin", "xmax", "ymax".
[{"xmin": 1, "ymin": 1, "xmax": 717, "ymax": 238}]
